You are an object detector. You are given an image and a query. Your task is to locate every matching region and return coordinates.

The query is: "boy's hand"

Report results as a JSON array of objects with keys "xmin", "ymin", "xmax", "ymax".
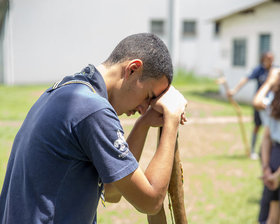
[
  {"xmin": 150, "ymin": 86, "xmax": 187, "ymax": 125},
  {"xmin": 226, "ymin": 89, "xmax": 235, "ymax": 97},
  {"xmin": 140, "ymin": 107, "xmax": 164, "ymax": 128},
  {"xmin": 266, "ymin": 167, "xmax": 280, "ymax": 190},
  {"xmin": 266, "ymin": 173, "xmax": 280, "ymax": 190}
]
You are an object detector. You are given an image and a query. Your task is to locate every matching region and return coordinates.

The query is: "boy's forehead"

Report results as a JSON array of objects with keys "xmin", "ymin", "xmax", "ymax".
[{"xmin": 146, "ymin": 76, "xmax": 169, "ymax": 97}]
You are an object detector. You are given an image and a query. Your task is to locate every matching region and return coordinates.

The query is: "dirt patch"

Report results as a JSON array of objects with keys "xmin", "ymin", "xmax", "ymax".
[
  {"xmin": 0, "ymin": 121, "xmax": 22, "ymax": 127},
  {"xmin": 187, "ymin": 100, "xmax": 223, "ymax": 117}
]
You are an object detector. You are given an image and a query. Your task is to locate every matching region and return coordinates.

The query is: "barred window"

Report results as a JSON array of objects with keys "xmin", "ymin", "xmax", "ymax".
[
  {"xmin": 182, "ymin": 21, "xmax": 196, "ymax": 36},
  {"xmin": 259, "ymin": 34, "xmax": 271, "ymax": 57},
  {"xmin": 232, "ymin": 39, "xmax": 246, "ymax": 66},
  {"xmin": 214, "ymin": 22, "xmax": 220, "ymax": 36},
  {"xmin": 150, "ymin": 20, "xmax": 165, "ymax": 36}
]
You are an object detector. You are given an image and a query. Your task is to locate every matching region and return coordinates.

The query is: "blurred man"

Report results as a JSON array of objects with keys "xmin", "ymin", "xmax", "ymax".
[
  {"xmin": 228, "ymin": 52, "xmax": 274, "ymax": 160},
  {"xmin": 253, "ymin": 67, "xmax": 280, "ymax": 224},
  {"xmin": 0, "ymin": 33, "xmax": 187, "ymax": 224}
]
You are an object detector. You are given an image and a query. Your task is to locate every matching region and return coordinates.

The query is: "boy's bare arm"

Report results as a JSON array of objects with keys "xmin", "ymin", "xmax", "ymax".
[
  {"xmin": 253, "ymin": 68, "xmax": 280, "ymax": 109},
  {"xmin": 228, "ymin": 77, "xmax": 249, "ymax": 96},
  {"xmin": 105, "ymin": 108, "xmax": 163, "ymax": 203},
  {"xmin": 111, "ymin": 86, "xmax": 187, "ymax": 214}
]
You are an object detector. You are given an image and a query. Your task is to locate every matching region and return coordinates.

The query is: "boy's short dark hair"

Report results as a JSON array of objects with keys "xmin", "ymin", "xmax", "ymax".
[{"xmin": 103, "ymin": 33, "xmax": 173, "ymax": 84}]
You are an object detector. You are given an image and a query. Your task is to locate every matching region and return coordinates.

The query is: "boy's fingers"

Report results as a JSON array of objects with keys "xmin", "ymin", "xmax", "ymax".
[{"xmin": 180, "ymin": 112, "xmax": 187, "ymax": 125}]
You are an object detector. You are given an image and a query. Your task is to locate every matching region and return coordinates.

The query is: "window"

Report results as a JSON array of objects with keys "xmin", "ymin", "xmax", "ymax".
[
  {"xmin": 232, "ymin": 39, "xmax": 247, "ymax": 66},
  {"xmin": 259, "ymin": 34, "xmax": 271, "ymax": 57},
  {"xmin": 182, "ymin": 21, "xmax": 196, "ymax": 36},
  {"xmin": 214, "ymin": 22, "xmax": 220, "ymax": 37},
  {"xmin": 150, "ymin": 20, "xmax": 165, "ymax": 36}
]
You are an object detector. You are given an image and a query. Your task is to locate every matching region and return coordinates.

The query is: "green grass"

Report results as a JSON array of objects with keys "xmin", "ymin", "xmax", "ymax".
[
  {"xmin": 0, "ymin": 125, "xmax": 20, "ymax": 186},
  {"xmin": 185, "ymin": 124, "xmax": 263, "ymax": 224},
  {"xmin": 0, "ymin": 84, "xmax": 49, "ymax": 120}
]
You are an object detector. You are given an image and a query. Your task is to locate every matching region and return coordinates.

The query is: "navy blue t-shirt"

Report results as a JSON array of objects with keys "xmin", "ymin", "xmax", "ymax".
[
  {"xmin": 247, "ymin": 65, "xmax": 269, "ymax": 90},
  {"xmin": 0, "ymin": 65, "xmax": 138, "ymax": 224}
]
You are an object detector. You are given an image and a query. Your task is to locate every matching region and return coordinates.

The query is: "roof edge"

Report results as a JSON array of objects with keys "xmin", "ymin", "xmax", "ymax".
[{"xmin": 211, "ymin": 0, "xmax": 271, "ymax": 22}]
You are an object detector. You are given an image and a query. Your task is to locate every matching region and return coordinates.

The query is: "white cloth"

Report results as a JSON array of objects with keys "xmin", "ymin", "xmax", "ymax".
[{"xmin": 261, "ymin": 92, "xmax": 280, "ymax": 143}]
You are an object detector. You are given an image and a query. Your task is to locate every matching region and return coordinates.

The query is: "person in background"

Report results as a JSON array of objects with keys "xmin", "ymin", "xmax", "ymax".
[
  {"xmin": 228, "ymin": 52, "xmax": 274, "ymax": 160},
  {"xmin": 253, "ymin": 68, "xmax": 280, "ymax": 224}
]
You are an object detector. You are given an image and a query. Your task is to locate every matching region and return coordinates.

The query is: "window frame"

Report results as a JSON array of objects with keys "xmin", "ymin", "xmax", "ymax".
[
  {"xmin": 259, "ymin": 33, "xmax": 271, "ymax": 58},
  {"xmin": 232, "ymin": 38, "xmax": 247, "ymax": 67},
  {"xmin": 182, "ymin": 20, "xmax": 197, "ymax": 37},
  {"xmin": 150, "ymin": 19, "xmax": 165, "ymax": 36}
]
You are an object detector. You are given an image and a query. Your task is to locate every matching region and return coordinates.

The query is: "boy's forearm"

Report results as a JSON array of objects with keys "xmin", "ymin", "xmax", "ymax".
[
  {"xmin": 110, "ymin": 118, "xmax": 179, "ymax": 214},
  {"xmin": 261, "ymin": 127, "xmax": 272, "ymax": 170},
  {"xmin": 233, "ymin": 77, "xmax": 248, "ymax": 94},
  {"xmin": 105, "ymin": 118, "xmax": 151, "ymax": 203},
  {"xmin": 254, "ymin": 68, "xmax": 280, "ymax": 109},
  {"xmin": 144, "ymin": 118, "xmax": 179, "ymax": 196},
  {"xmin": 105, "ymin": 118, "xmax": 150, "ymax": 203},
  {"xmin": 126, "ymin": 118, "xmax": 150, "ymax": 161},
  {"xmin": 253, "ymin": 83, "xmax": 271, "ymax": 109}
]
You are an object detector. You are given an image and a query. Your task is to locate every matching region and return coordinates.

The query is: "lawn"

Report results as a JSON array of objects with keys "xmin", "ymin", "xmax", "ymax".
[{"xmin": 0, "ymin": 74, "xmax": 263, "ymax": 224}]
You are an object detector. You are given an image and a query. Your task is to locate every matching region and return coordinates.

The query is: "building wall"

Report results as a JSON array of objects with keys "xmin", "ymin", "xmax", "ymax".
[
  {"xmin": 178, "ymin": 0, "xmax": 263, "ymax": 77},
  {"xmin": 0, "ymin": 0, "xmax": 8, "ymax": 83},
  {"xmin": 2, "ymin": 0, "xmax": 271, "ymax": 85},
  {"xmin": 4, "ymin": 0, "xmax": 168, "ymax": 84},
  {"xmin": 219, "ymin": 1, "xmax": 280, "ymax": 102}
]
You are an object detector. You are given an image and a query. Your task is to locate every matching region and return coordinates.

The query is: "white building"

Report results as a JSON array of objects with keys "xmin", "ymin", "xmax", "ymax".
[
  {"xmin": 214, "ymin": 0, "xmax": 280, "ymax": 102},
  {"xmin": 0, "ymin": 0, "xmax": 273, "ymax": 86}
]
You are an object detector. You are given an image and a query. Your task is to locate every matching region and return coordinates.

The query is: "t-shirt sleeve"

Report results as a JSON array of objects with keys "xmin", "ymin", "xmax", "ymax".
[
  {"xmin": 74, "ymin": 108, "xmax": 138, "ymax": 183},
  {"xmin": 247, "ymin": 66, "xmax": 260, "ymax": 80},
  {"xmin": 259, "ymin": 110, "xmax": 269, "ymax": 127},
  {"xmin": 261, "ymin": 92, "xmax": 275, "ymax": 127}
]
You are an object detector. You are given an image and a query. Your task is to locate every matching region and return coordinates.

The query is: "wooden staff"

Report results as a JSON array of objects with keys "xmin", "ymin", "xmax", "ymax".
[
  {"xmin": 147, "ymin": 128, "xmax": 188, "ymax": 224},
  {"xmin": 217, "ymin": 76, "xmax": 250, "ymax": 157}
]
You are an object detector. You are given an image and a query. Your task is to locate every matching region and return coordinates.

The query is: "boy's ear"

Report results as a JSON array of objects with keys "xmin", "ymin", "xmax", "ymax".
[{"xmin": 124, "ymin": 59, "xmax": 143, "ymax": 79}]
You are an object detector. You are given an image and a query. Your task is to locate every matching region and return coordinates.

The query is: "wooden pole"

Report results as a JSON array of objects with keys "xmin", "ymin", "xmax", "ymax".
[
  {"xmin": 147, "ymin": 128, "xmax": 188, "ymax": 224},
  {"xmin": 217, "ymin": 77, "xmax": 250, "ymax": 157},
  {"xmin": 168, "ymin": 136, "xmax": 188, "ymax": 224}
]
